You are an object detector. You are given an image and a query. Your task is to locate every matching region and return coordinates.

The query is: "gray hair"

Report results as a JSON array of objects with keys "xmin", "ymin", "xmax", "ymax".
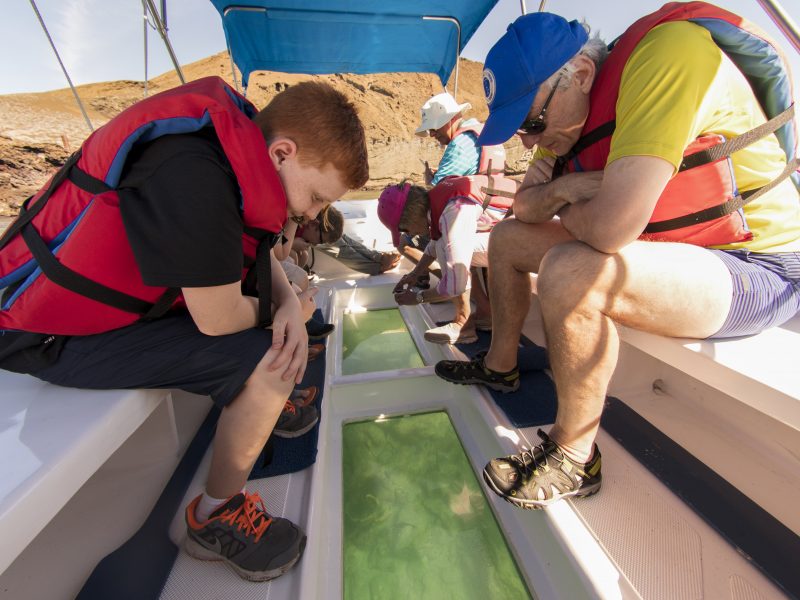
[{"xmin": 543, "ymin": 22, "xmax": 608, "ymax": 91}]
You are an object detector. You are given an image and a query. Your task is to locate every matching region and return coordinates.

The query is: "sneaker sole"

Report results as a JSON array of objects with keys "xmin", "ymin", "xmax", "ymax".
[
  {"xmin": 482, "ymin": 470, "xmax": 601, "ymax": 509},
  {"xmin": 185, "ymin": 533, "xmax": 307, "ymax": 582},
  {"xmin": 272, "ymin": 415, "xmax": 320, "ymax": 438},
  {"xmin": 434, "ymin": 367, "xmax": 519, "ymax": 394}
]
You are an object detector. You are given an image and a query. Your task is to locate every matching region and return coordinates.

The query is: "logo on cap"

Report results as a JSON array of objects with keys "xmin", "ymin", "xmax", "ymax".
[{"xmin": 482, "ymin": 69, "xmax": 496, "ymax": 106}]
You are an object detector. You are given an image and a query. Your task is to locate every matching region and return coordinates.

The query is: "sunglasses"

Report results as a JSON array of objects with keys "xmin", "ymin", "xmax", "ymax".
[{"xmin": 517, "ymin": 76, "xmax": 562, "ymax": 136}]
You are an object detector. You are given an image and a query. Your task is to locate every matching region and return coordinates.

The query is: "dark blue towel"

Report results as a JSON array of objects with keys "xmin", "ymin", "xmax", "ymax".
[
  {"xmin": 249, "ymin": 313, "xmax": 328, "ymax": 479},
  {"xmin": 438, "ymin": 324, "xmax": 557, "ymax": 428}
]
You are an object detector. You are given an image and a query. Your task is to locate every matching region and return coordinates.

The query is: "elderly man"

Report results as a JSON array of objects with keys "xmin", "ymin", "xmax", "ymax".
[{"xmin": 435, "ymin": 6, "xmax": 800, "ymax": 509}]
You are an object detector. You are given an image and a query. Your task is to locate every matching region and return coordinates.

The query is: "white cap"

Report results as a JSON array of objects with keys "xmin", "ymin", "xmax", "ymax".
[{"xmin": 414, "ymin": 92, "xmax": 471, "ymax": 136}]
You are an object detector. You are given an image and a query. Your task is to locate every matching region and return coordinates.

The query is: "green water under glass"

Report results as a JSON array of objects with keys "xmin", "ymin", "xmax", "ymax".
[
  {"xmin": 341, "ymin": 308, "xmax": 424, "ymax": 375},
  {"xmin": 342, "ymin": 411, "xmax": 531, "ymax": 599}
]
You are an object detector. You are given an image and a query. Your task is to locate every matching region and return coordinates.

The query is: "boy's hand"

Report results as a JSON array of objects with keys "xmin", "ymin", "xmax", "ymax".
[{"xmin": 263, "ymin": 288, "xmax": 317, "ymax": 383}]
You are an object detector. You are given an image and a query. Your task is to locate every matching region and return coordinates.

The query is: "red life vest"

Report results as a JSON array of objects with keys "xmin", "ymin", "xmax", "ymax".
[
  {"xmin": 454, "ymin": 122, "xmax": 506, "ymax": 175},
  {"xmin": 428, "ymin": 175, "xmax": 516, "ymax": 241},
  {"xmin": 0, "ymin": 76, "xmax": 286, "ymax": 335},
  {"xmin": 555, "ymin": 1, "xmax": 799, "ymax": 247}
]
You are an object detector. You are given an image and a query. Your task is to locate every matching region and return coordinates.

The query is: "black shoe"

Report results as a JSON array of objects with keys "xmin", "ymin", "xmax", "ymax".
[
  {"xmin": 273, "ymin": 400, "xmax": 319, "ymax": 438},
  {"xmin": 185, "ymin": 492, "xmax": 306, "ymax": 581},
  {"xmin": 434, "ymin": 354, "xmax": 520, "ymax": 393},
  {"xmin": 306, "ymin": 319, "xmax": 335, "ymax": 340},
  {"xmin": 483, "ymin": 429, "xmax": 602, "ymax": 509}
]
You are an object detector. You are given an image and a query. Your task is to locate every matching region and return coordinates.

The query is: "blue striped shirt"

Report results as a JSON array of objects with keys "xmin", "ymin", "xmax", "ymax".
[{"xmin": 431, "ymin": 119, "xmax": 481, "ymax": 185}]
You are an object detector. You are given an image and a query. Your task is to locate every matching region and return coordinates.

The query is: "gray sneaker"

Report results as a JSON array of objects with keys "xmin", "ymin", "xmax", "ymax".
[
  {"xmin": 273, "ymin": 400, "xmax": 319, "ymax": 438},
  {"xmin": 483, "ymin": 429, "xmax": 602, "ymax": 509},
  {"xmin": 185, "ymin": 492, "xmax": 306, "ymax": 581}
]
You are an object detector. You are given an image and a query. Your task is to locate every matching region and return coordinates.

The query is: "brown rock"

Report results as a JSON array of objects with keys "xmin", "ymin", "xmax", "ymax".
[{"xmin": 0, "ymin": 51, "xmax": 530, "ymax": 217}]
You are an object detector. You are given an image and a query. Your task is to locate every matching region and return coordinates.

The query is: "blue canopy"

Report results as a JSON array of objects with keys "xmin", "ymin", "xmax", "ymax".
[{"xmin": 209, "ymin": 1, "xmax": 499, "ymax": 89}]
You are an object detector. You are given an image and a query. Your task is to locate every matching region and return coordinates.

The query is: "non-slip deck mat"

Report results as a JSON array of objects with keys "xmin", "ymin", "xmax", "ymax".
[
  {"xmin": 601, "ymin": 397, "xmax": 800, "ymax": 599},
  {"xmin": 438, "ymin": 325, "xmax": 556, "ymax": 428},
  {"xmin": 248, "ymin": 313, "xmax": 328, "ymax": 479}
]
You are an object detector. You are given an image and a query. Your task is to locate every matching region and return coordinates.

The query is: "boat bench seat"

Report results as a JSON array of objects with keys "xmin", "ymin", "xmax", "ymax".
[
  {"xmin": 618, "ymin": 312, "xmax": 800, "ymax": 431},
  {"xmin": 0, "ymin": 370, "xmax": 170, "ymax": 574}
]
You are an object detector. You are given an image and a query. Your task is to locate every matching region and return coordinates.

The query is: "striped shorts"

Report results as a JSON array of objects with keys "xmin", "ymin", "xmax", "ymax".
[{"xmin": 709, "ymin": 249, "xmax": 800, "ymax": 339}]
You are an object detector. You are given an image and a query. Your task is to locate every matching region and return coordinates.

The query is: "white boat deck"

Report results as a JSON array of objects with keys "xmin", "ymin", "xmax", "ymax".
[{"xmin": 0, "ymin": 200, "xmax": 797, "ymax": 599}]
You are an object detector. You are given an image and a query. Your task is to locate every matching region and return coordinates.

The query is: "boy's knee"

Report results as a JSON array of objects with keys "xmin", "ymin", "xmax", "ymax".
[{"xmin": 247, "ymin": 352, "xmax": 296, "ymax": 395}]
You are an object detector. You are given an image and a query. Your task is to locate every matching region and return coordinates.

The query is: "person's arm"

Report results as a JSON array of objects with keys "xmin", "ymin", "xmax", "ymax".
[
  {"xmin": 558, "ymin": 154, "xmax": 674, "ymax": 253},
  {"xmin": 183, "ymin": 283, "xmax": 259, "ymax": 335},
  {"xmin": 514, "ymin": 163, "xmax": 604, "ymax": 224}
]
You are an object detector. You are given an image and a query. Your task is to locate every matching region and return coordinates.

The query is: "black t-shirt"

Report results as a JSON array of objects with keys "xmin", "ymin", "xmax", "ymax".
[
  {"xmin": 117, "ymin": 128, "xmax": 244, "ymax": 287},
  {"xmin": 1, "ymin": 128, "xmax": 248, "ymax": 372}
]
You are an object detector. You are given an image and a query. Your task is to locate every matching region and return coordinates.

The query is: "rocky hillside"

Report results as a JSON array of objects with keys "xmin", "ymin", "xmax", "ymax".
[{"xmin": 0, "ymin": 52, "xmax": 530, "ymax": 217}]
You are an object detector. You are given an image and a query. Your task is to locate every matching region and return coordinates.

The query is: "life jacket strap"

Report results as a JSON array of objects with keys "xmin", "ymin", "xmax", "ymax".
[
  {"xmin": 553, "ymin": 120, "xmax": 617, "ymax": 179},
  {"xmin": 20, "ymin": 217, "xmax": 155, "ymax": 315},
  {"xmin": 255, "ymin": 236, "xmax": 273, "ymax": 329},
  {"xmin": 0, "ymin": 150, "xmax": 84, "ymax": 251},
  {"xmin": 644, "ymin": 157, "xmax": 800, "ymax": 234},
  {"xmin": 679, "ymin": 105, "xmax": 796, "ymax": 172}
]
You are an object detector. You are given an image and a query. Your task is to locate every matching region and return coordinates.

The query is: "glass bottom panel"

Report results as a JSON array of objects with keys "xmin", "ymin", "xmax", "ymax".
[
  {"xmin": 343, "ymin": 411, "xmax": 531, "ymax": 599},
  {"xmin": 341, "ymin": 308, "xmax": 423, "ymax": 375}
]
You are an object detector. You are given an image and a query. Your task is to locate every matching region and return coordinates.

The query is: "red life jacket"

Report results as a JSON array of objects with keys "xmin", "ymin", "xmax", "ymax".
[
  {"xmin": 428, "ymin": 175, "xmax": 516, "ymax": 241},
  {"xmin": 0, "ymin": 76, "xmax": 286, "ymax": 335},
  {"xmin": 554, "ymin": 1, "xmax": 799, "ymax": 247},
  {"xmin": 454, "ymin": 122, "xmax": 506, "ymax": 175}
]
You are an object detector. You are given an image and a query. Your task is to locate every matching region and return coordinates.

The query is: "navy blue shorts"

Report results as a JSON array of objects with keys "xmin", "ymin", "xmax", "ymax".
[
  {"xmin": 709, "ymin": 249, "xmax": 800, "ymax": 338},
  {"xmin": 32, "ymin": 313, "xmax": 273, "ymax": 408}
]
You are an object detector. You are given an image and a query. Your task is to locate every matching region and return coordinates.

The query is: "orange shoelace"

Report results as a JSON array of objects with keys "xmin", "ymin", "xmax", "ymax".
[
  {"xmin": 218, "ymin": 492, "xmax": 273, "ymax": 543},
  {"xmin": 283, "ymin": 400, "xmax": 297, "ymax": 415}
]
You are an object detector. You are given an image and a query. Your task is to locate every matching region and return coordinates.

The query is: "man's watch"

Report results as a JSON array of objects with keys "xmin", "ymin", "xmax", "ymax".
[{"xmin": 415, "ymin": 289, "xmax": 425, "ymax": 304}]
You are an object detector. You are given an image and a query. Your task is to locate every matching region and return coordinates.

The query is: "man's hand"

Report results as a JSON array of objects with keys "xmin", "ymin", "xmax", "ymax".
[
  {"xmin": 262, "ymin": 288, "xmax": 316, "ymax": 384},
  {"xmin": 522, "ymin": 156, "xmax": 556, "ymax": 186},
  {"xmin": 393, "ymin": 271, "xmax": 421, "ymax": 294},
  {"xmin": 423, "ymin": 161, "xmax": 435, "ymax": 186},
  {"xmin": 514, "ymin": 169, "xmax": 603, "ymax": 224},
  {"xmin": 394, "ymin": 288, "xmax": 420, "ymax": 305}
]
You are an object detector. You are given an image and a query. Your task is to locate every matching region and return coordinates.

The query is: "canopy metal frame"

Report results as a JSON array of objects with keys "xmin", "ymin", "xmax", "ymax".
[
  {"xmin": 29, "ymin": 0, "xmax": 185, "ymax": 134},
  {"xmin": 756, "ymin": 0, "xmax": 800, "ymax": 53}
]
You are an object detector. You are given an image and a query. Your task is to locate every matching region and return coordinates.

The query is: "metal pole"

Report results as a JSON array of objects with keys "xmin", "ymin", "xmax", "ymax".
[
  {"xmin": 755, "ymin": 0, "xmax": 800, "ymax": 54},
  {"xmin": 142, "ymin": 0, "xmax": 149, "ymax": 96},
  {"xmin": 423, "ymin": 16, "xmax": 462, "ymax": 100},
  {"xmin": 29, "ymin": 0, "xmax": 93, "ymax": 132},
  {"xmin": 520, "ymin": 1, "xmax": 527, "ymax": 15},
  {"xmin": 538, "ymin": 0, "xmax": 548, "ymax": 12},
  {"xmin": 144, "ymin": 0, "xmax": 185, "ymax": 84}
]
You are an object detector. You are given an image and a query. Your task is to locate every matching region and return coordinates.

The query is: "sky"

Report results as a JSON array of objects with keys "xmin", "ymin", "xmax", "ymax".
[{"xmin": 2, "ymin": 0, "xmax": 798, "ymax": 97}]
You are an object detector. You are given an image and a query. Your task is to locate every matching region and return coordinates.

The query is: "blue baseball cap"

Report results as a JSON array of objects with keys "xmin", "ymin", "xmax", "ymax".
[{"xmin": 478, "ymin": 13, "xmax": 588, "ymax": 146}]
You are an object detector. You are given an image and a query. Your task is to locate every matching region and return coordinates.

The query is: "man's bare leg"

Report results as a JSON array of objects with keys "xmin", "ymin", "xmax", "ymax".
[
  {"xmin": 206, "ymin": 353, "xmax": 295, "ymax": 497},
  {"xmin": 484, "ymin": 219, "xmax": 573, "ymax": 372},
  {"xmin": 537, "ymin": 240, "xmax": 732, "ymax": 461},
  {"xmin": 469, "ymin": 267, "xmax": 491, "ymax": 321}
]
